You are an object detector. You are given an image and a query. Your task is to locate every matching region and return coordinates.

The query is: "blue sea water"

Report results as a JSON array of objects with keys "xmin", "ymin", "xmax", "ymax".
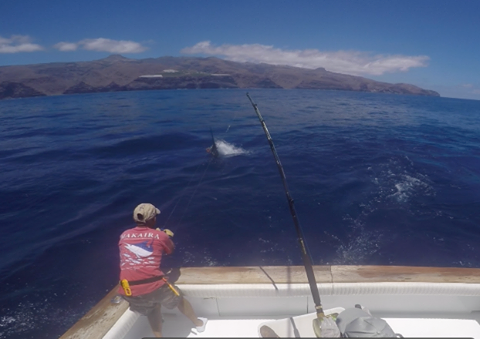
[{"xmin": 1, "ymin": 89, "xmax": 480, "ymax": 338}]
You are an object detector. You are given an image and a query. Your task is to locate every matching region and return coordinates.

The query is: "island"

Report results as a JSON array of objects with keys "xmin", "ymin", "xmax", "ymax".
[{"xmin": 0, "ymin": 55, "xmax": 440, "ymax": 100}]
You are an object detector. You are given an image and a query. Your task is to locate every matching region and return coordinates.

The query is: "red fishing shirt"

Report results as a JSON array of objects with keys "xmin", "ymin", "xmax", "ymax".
[{"xmin": 118, "ymin": 226, "xmax": 174, "ymax": 296}]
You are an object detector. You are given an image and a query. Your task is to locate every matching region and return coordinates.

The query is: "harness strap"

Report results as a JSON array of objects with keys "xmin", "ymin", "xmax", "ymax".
[{"xmin": 124, "ymin": 275, "xmax": 164, "ymax": 286}]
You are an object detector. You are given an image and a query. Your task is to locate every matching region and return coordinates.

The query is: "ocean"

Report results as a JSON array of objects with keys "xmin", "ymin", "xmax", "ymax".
[{"xmin": 1, "ymin": 89, "xmax": 479, "ymax": 338}]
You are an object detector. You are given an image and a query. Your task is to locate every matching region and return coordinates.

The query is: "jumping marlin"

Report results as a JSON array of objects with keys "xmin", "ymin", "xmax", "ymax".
[{"xmin": 206, "ymin": 128, "xmax": 219, "ymax": 157}]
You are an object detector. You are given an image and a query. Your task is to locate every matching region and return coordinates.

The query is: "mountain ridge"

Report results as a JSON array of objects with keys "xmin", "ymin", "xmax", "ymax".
[{"xmin": 0, "ymin": 55, "xmax": 440, "ymax": 99}]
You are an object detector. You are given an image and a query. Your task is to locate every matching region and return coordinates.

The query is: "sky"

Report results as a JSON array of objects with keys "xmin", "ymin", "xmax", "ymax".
[{"xmin": 1, "ymin": 0, "xmax": 479, "ymax": 100}]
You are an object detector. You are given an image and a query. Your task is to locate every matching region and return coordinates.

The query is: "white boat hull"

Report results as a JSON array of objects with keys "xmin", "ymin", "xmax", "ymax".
[{"xmin": 60, "ymin": 265, "xmax": 480, "ymax": 338}]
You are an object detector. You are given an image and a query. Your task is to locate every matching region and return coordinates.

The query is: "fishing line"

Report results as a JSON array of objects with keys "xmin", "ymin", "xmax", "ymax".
[
  {"xmin": 177, "ymin": 156, "xmax": 214, "ymax": 225},
  {"xmin": 163, "ymin": 156, "xmax": 213, "ymax": 228},
  {"xmin": 225, "ymin": 108, "xmax": 238, "ymax": 133},
  {"xmin": 162, "ymin": 164, "xmax": 202, "ymax": 228}
]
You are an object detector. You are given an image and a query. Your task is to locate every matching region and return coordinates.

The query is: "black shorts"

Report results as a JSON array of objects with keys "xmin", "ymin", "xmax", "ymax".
[{"xmin": 122, "ymin": 283, "xmax": 183, "ymax": 316}]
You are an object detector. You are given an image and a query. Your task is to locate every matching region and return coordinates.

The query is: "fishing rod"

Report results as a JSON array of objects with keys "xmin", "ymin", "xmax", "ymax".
[{"xmin": 246, "ymin": 93, "xmax": 338, "ymax": 337}]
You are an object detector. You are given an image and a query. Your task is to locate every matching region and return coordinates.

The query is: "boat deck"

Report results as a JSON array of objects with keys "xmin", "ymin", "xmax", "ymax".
[
  {"xmin": 102, "ymin": 308, "xmax": 287, "ymax": 338},
  {"xmin": 162, "ymin": 315, "xmax": 276, "ymax": 338},
  {"xmin": 111, "ymin": 311, "xmax": 480, "ymax": 338}
]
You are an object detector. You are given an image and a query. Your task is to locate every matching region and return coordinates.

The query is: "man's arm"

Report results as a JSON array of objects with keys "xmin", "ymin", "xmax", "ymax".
[
  {"xmin": 156, "ymin": 228, "xmax": 175, "ymax": 254},
  {"xmin": 165, "ymin": 237, "xmax": 175, "ymax": 255}
]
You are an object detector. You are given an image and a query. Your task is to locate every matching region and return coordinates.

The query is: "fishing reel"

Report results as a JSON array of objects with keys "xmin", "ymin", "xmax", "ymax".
[{"xmin": 156, "ymin": 228, "xmax": 174, "ymax": 238}]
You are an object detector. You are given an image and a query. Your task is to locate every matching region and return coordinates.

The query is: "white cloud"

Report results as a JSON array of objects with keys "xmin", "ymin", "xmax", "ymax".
[
  {"xmin": 54, "ymin": 42, "xmax": 78, "ymax": 51},
  {"xmin": 0, "ymin": 35, "xmax": 43, "ymax": 53},
  {"xmin": 54, "ymin": 38, "xmax": 147, "ymax": 54},
  {"xmin": 459, "ymin": 84, "xmax": 480, "ymax": 95},
  {"xmin": 80, "ymin": 38, "xmax": 147, "ymax": 53},
  {"xmin": 181, "ymin": 41, "xmax": 429, "ymax": 76}
]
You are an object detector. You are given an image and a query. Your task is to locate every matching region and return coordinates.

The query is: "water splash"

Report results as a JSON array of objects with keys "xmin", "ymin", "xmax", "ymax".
[
  {"xmin": 387, "ymin": 174, "xmax": 432, "ymax": 202},
  {"xmin": 330, "ymin": 156, "xmax": 436, "ymax": 265},
  {"xmin": 333, "ymin": 218, "xmax": 383, "ymax": 265},
  {"xmin": 215, "ymin": 139, "xmax": 248, "ymax": 157},
  {"xmin": 373, "ymin": 158, "xmax": 435, "ymax": 205}
]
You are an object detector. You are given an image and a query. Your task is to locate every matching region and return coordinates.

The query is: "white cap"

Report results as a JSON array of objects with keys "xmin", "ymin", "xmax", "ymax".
[{"xmin": 133, "ymin": 203, "xmax": 160, "ymax": 224}]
